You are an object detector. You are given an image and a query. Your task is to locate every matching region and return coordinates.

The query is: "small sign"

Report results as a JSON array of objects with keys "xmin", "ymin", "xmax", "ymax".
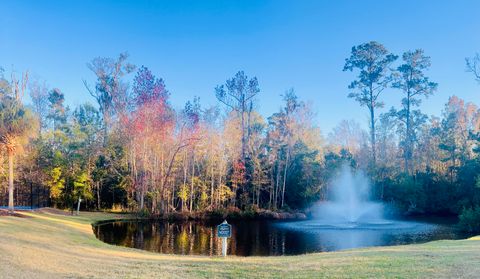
[
  {"xmin": 217, "ymin": 220, "xmax": 232, "ymax": 238},
  {"xmin": 217, "ymin": 220, "xmax": 231, "ymax": 257}
]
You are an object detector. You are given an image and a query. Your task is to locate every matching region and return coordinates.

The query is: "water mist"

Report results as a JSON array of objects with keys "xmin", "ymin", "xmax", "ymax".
[{"xmin": 311, "ymin": 163, "xmax": 385, "ymax": 225}]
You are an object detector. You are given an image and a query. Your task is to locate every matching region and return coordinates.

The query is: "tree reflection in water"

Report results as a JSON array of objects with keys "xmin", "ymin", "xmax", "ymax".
[
  {"xmin": 95, "ymin": 220, "xmax": 298, "ymax": 256},
  {"xmin": 94, "ymin": 219, "xmax": 466, "ymax": 256}
]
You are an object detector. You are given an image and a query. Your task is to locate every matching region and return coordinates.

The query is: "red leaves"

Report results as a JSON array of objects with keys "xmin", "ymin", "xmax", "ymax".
[
  {"xmin": 125, "ymin": 66, "xmax": 174, "ymax": 141},
  {"xmin": 130, "ymin": 101, "xmax": 173, "ymax": 139},
  {"xmin": 232, "ymin": 159, "xmax": 246, "ymax": 186}
]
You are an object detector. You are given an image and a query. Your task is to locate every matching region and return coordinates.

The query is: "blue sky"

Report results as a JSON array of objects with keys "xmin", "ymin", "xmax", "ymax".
[{"xmin": 1, "ymin": 0, "xmax": 479, "ymax": 133}]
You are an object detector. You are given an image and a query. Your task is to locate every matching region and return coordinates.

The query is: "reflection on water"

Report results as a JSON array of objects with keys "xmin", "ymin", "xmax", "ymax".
[{"xmin": 93, "ymin": 218, "xmax": 470, "ymax": 256}]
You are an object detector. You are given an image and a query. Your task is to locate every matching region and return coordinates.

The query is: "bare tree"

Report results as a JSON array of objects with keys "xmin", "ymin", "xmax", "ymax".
[
  {"xmin": 29, "ymin": 79, "xmax": 49, "ymax": 134},
  {"xmin": 215, "ymin": 71, "xmax": 259, "ymax": 161},
  {"xmin": 328, "ymin": 119, "xmax": 365, "ymax": 155},
  {"xmin": 84, "ymin": 52, "xmax": 135, "ymax": 145},
  {"xmin": 466, "ymin": 53, "xmax": 480, "ymax": 83}
]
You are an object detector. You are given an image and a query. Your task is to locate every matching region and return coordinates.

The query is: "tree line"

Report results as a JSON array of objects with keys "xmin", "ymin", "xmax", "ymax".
[
  {"xmin": 0, "ymin": 55, "xmax": 324, "ymax": 214},
  {"xmin": 1, "ymin": 42, "xmax": 480, "ymax": 228}
]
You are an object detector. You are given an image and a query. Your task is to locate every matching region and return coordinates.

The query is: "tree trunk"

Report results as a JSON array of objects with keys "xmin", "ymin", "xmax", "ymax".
[
  {"xmin": 102, "ymin": 112, "xmax": 109, "ymax": 147},
  {"xmin": 218, "ymin": 158, "xmax": 223, "ymax": 207},
  {"xmin": 210, "ymin": 159, "xmax": 214, "ymax": 207},
  {"xmin": 76, "ymin": 196, "xmax": 81, "ymax": 215},
  {"xmin": 182, "ymin": 150, "xmax": 187, "ymax": 211},
  {"xmin": 242, "ymin": 112, "xmax": 246, "ymax": 161},
  {"xmin": 8, "ymin": 150, "xmax": 14, "ymax": 213},
  {"xmin": 274, "ymin": 160, "xmax": 280, "ymax": 210},
  {"xmin": 269, "ymin": 165, "xmax": 274, "ymax": 209},
  {"xmin": 369, "ymin": 106, "xmax": 376, "ymax": 169},
  {"xmin": 189, "ymin": 150, "xmax": 195, "ymax": 212},
  {"xmin": 139, "ymin": 137, "xmax": 147, "ymax": 210},
  {"xmin": 96, "ymin": 181, "xmax": 101, "ymax": 210},
  {"xmin": 140, "ymin": 185, "xmax": 145, "ymax": 210},
  {"xmin": 281, "ymin": 148, "xmax": 290, "ymax": 209},
  {"xmin": 405, "ymin": 94, "xmax": 411, "ymax": 174}
]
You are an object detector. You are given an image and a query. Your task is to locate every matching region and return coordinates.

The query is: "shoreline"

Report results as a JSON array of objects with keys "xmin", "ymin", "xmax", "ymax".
[{"xmin": 154, "ymin": 209, "xmax": 308, "ymax": 221}]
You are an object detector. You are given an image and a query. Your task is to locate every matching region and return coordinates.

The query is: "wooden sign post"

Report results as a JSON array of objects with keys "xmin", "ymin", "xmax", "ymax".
[{"xmin": 217, "ymin": 220, "xmax": 232, "ymax": 257}]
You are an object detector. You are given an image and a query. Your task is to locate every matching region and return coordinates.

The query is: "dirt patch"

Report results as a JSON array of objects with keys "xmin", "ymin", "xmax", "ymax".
[{"xmin": 0, "ymin": 209, "xmax": 31, "ymax": 218}]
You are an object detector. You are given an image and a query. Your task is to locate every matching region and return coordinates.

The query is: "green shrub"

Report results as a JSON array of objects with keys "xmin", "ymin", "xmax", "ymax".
[
  {"xmin": 206, "ymin": 208, "xmax": 226, "ymax": 220},
  {"xmin": 241, "ymin": 208, "xmax": 256, "ymax": 219},
  {"xmin": 458, "ymin": 207, "xmax": 480, "ymax": 233},
  {"xmin": 136, "ymin": 208, "xmax": 151, "ymax": 218}
]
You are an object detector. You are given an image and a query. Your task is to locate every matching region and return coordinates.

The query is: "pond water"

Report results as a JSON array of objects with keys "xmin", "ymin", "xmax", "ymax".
[{"xmin": 93, "ymin": 217, "xmax": 471, "ymax": 256}]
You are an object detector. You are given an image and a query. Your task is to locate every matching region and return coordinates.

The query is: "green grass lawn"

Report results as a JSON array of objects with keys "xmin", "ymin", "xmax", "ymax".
[{"xmin": 0, "ymin": 210, "xmax": 479, "ymax": 278}]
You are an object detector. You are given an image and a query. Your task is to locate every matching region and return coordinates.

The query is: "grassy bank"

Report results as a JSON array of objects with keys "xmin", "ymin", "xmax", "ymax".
[{"xmin": 0, "ymin": 211, "xmax": 479, "ymax": 278}]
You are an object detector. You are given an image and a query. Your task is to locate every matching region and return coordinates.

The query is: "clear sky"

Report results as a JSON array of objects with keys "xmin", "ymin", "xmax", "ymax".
[{"xmin": 1, "ymin": 0, "xmax": 479, "ymax": 133}]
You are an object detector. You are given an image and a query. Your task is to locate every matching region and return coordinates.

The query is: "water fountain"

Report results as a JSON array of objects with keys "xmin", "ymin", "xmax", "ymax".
[
  {"xmin": 309, "ymin": 163, "xmax": 392, "ymax": 228},
  {"xmin": 277, "ymin": 163, "xmax": 442, "ymax": 251}
]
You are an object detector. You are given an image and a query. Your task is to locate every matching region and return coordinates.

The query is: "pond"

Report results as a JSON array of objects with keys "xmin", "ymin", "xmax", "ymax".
[{"xmin": 93, "ymin": 217, "xmax": 472, "ymax": 256}]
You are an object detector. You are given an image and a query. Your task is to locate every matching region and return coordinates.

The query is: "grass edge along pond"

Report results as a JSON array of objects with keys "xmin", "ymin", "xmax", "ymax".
[{"xmin": 0, "ymin": 211, "xmax": 480, "ymax": 279}]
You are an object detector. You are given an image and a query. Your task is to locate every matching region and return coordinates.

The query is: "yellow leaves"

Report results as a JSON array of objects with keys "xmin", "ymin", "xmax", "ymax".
[
  {"xmin": 177, "ymin": 185, "xmax": 189, "ymax": 201},
  {"xmin": 199, "ymin": 190, "xmax": 209, "ymax": 209},
  {"xmin": 217, "ymin": 184, "xmax": 235, "ymax": 203},
  {"xmin": 50, "ymin": 167, "xmax": 62, "ymax": 181},
  {"xmin": 74, "ymin": 172, "xmax": 93, "ymax": 200},
  {"xmin": 48, "ymin": 167, "xmax": 65, "ymax": 199}
]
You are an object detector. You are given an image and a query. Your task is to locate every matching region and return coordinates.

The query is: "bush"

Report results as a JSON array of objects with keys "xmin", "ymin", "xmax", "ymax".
[
  {"xmin": 205, "ymin": 208, "xmax": 226, "ymax": 220},
  {"xmin": 458, "ymin": 207, "xmax": 480, "ymax": 233},
  {"xmin": 136, "ymin": 208, "xmax": 151, "ymax": 218}
]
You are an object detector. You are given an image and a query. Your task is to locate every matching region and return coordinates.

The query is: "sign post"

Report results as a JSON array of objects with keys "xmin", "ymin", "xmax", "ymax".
[{"xmin": 217, "ymin": 220, "xmax": 231, "ymax": 257}]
